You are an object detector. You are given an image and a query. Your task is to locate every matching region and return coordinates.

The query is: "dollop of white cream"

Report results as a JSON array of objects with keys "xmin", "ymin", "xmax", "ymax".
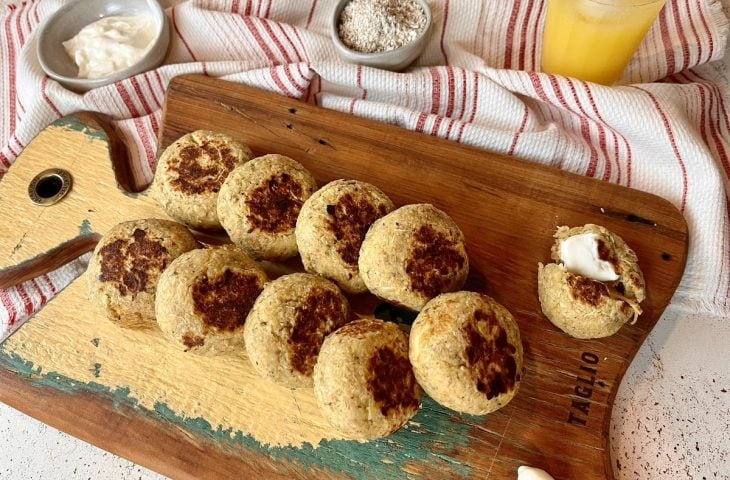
[
  {"xmin": 559, "ymin": 232, "xmax": 619, "ymax": 282},
  {"xmin": 518, "ymin": 465, "xmax": 555, "ymax": 480},
  {"xmin": 63, "ymin": 15, "xmax": 157, "ymax": 79}
]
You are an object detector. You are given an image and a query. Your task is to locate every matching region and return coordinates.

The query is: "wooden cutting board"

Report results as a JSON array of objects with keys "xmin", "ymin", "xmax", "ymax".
[{"xmin": 0, "ymin": 75, "xmax": 688, "ymax": 480}]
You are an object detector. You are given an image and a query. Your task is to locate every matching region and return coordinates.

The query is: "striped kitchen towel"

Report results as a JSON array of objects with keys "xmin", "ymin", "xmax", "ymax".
[{"xmin": 0, "ymin": 0, "xmax": 728, "ymax": 340}]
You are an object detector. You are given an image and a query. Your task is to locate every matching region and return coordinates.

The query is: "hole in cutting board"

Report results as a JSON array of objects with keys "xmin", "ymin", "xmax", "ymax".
[
  {"xmin": 28, "ymin": 168, "xmax": 72, "ymax": 206},
  {"xmin": 36, "ymin": 175, "xmax": 63, "ymax": 198}
]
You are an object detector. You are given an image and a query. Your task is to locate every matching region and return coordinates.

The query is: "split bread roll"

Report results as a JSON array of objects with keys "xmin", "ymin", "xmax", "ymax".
[{"xmin": 538, "ymin": 224, "xmax": 645, "ymax": 339}]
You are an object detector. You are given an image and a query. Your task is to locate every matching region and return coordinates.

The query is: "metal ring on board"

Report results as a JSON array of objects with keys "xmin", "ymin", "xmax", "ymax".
[{"xmin": 28, "ymin": 168, "xmax": 72, "ymax": 206}]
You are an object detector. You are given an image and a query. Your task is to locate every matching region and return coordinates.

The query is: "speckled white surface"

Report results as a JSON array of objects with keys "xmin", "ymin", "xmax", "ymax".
[
  {"xmin": 610, "ymin": 307, "xmax": 730, "ymax": 479},
  {"xmin": 0, "ymin": 402, "xmax": 165, "ymax": 479}
]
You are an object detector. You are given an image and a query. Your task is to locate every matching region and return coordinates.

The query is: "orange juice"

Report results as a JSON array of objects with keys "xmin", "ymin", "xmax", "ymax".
[{"xmin": 541, "ymin": 0, "xmax": 667, "ymax": 85}]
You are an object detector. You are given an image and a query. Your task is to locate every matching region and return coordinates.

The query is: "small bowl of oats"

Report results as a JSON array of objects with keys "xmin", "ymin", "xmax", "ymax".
[{"xmin": 331, "ymin": 0, "xmax": 433, "ymax": 71}]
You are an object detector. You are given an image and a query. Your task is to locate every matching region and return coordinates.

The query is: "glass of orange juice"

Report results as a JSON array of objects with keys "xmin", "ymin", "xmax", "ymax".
[{"xmin": 541, "ymin": 0, "xmax": 667, "ymax": 85}]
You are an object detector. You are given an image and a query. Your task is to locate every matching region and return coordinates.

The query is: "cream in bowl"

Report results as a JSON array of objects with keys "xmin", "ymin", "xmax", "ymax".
[
  {"xmin": 62, "ymin": 14, "xmax": 158, "ymax": 80},
  {"xmin": 38, "ymin": 0, "xmax": 170, "ymax": 92},
  {"xmin": 331, "ymin": 0, "xmax": 433, "ymax": 71}
]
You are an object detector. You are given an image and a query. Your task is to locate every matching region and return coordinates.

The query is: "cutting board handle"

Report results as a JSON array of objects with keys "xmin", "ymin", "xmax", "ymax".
[
  {"xmin": 0, "ymin": 112, "xmax": 157, "ymax": 290},
  {"xmin": 0, "ymin": 235, "xmax": 100, "ymax": 289},
  {"xmin": 71, "ymin": 112, "xmax": 141, "ymax": 193}
]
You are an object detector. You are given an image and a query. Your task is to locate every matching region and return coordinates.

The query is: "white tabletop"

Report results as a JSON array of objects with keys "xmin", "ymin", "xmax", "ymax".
[{"xmin": 1, "ymin": 1, "xmax": 729, "ymax": 478}]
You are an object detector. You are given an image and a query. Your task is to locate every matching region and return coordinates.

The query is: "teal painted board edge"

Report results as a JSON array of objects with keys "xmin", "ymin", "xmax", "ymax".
[
  {"xmin": 0, "ymin": 349, "xmax": 474, "ymax": 479},
  {"xmin": 79, "ymin": 219, "xmax": 92, "ymax": 236},
  {"xmin": 52, "ymin": 115, "xmax": 109, "ymax": 143}
]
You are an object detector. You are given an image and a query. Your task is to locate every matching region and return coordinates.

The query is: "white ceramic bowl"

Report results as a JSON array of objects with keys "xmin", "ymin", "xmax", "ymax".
[
  {"xmin": 37, "ymin": 0, "xmax": 170, "ymax": 92},
  {"xmin": 330, "ymin": 0, "xmax": 433, "ymax": 71}
]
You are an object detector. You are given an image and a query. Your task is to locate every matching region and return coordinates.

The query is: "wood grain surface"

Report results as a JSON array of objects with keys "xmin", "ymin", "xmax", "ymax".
[{"xmin": 0, "ymin": 75, "xmax": 688, "ymax": 480}]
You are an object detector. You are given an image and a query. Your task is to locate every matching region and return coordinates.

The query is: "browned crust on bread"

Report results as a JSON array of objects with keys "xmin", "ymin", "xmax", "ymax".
[
  {"xmin": 289, "ymin": 288, "xmax": 349, "ymax": 376},
  {"xmin": 98, "ymin": 229, "xmax": 168, "ymax": 297},
  {"xmin": 366, "ymin": 346, "xmax": 420, "ymax": 418},
  {"xmin": 462, "ymin": 307, "xmax": 520, "ymax": 400},
  {"xmin": 245, "ymin": 173, "xmax": 305, "ymax": 234},
  {"xmin": 169, "ymin": 140, "xmax": 240, "ymax": 195},
  {"xmin": 192, "ymin": 269, "xmax": 264, "ymax": 331},
  {"xmin": 326, "ymin": 192, "xmax": 389, "ymax": 267},
  {"xmin": 405, "ymin": 225, "xmax": 466, "ymax": 297}
]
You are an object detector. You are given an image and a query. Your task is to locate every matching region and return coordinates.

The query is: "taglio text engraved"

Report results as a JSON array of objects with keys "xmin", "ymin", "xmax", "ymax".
[{"xmin": 567, "ymin": 351, "xmax": 601, "ymax": 426}]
